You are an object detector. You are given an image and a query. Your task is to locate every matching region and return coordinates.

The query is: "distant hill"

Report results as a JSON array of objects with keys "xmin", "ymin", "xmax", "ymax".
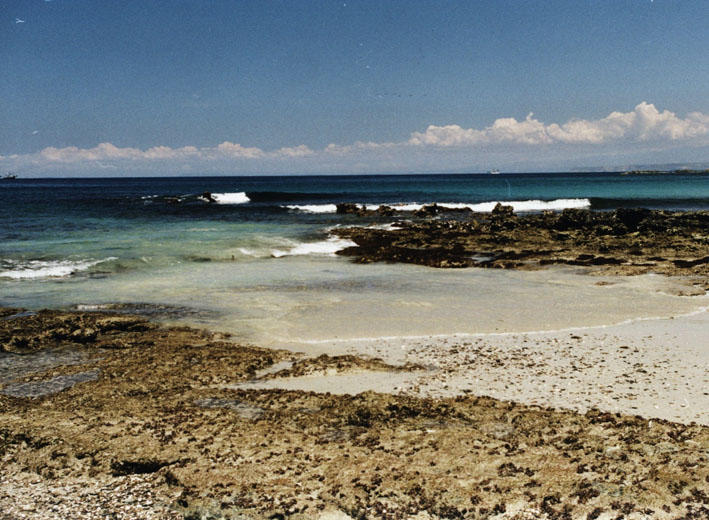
[
  {"xmin": 572, "ymin": 162, "xmax": 709, "ymax": 173},
  {"xmin": 620, "ymin": 169, "xmax": 709, "ymax": 176}
]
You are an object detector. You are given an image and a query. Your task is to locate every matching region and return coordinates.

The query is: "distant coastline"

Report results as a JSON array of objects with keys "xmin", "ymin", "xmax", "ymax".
[{"xmin": 621, "ymin": 168, "xmax": 709, "ymax": 176}]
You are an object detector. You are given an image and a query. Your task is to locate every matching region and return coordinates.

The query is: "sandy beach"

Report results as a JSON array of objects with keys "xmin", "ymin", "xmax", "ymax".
[
  {"xmin": 4, "ymin": 0, "xmax": 709, "ymax": 516},
  {"xmin": 234, "ymin": 308, "xmax": 709, "ymax": 426},
  {"xmin": 2, "ymin": 204, "xmax": 709, "ymax": 520},
  {"xmin": 1, "ymin": 279, "xmax": 708, "ymax": 519}
]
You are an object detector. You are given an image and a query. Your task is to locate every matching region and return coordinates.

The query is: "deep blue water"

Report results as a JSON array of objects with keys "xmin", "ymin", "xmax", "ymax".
[
  {"xmin": 3, "ymin": 172, "xmax": 709, "ymax": 219},
  {"xmin": 1, "ymin": 172, "xmax": 707, "ymax": 285}
]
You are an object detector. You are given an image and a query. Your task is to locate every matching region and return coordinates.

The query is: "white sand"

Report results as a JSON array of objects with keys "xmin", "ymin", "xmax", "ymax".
[
  {"xmin": 393, "ymin": 308, "xmax": 709, "ymax": 425},
  {"xmin": 229, "ymin": 369, "xmax": 424, "ymax": 395},
  {"xmin": 237, "ymin": 307, "xmax": 709, "ymax": 425}
]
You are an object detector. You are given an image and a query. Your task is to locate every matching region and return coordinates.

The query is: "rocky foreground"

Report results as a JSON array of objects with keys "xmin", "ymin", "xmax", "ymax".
[
  {"xmin": 332, "ymin": 206, "xmax": 709, "ymax": 289},
  {"xmin": 1, "ymin": 308, "xmax": 708, "ymax": 519}
]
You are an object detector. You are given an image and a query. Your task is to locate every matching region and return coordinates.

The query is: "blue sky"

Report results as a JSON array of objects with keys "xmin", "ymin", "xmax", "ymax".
[{"xmin": 2, "ymin": 0, "xmax": 708, "ymax": 175}]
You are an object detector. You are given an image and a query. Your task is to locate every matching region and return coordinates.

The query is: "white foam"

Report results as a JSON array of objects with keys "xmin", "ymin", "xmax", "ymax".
[
  {"xmin": 385, "ymin": 199, "xmax": 591, "ymax": 212},
  {"xmin": 282, "ymin": 199, "xmax": 590, "ymax": 214},
  {"xmin": 237, "ymin": 247, "xmax": 258, "ymax": 257},
  {"xmin": 365, "ymin": 222, "xmax": 406, "ymax": 231},
  {"xmin": 465, "ymin": 198, "xmax": 591, "ymax": 212},
  {"xmin": 0, "ymin": 258, "xmax": 117, "ymax": 280},
  {"xmin": 285, "ymin": 204, "xmax": 338, "ymax": 213},
  {"xmin": 211, "ymin": 192, "xmax": 250, "ymax": 204},
  {"xmin": 74, "ymin": 303, "xmax": 112, "ymax": 311},
  {"xmin": 271, "ymin": 237, "xmax": 357, "ymax": 258}
]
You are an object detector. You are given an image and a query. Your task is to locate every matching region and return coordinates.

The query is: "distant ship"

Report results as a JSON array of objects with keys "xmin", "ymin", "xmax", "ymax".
[
  {"xmin": 488, "ymin": 169, "xmax": 501, "ymax": 175},
  {"xmin": 2, "ymin": 172, "xmax": 17, "ymax": 180}
]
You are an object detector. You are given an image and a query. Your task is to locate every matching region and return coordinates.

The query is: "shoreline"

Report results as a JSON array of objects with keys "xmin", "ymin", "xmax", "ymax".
[
  {"xmin": 236, "ymin": 307, "xmax": 709, "ymax": 426},
  {"xmin": 1, "ymin": 302, "xmax": 708, "ymax": 518},
  {"xmin": 2, "ymin": 203, "xmax": 709, "ymax": 518},
  {"xmin": 285, "ymin": 301, "xmax": 709, "ymax": 346}
]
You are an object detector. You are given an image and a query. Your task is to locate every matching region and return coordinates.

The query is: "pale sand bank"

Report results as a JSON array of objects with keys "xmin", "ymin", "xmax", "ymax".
[{"xmin": 234, "ymin": 308, "xmax": 709, "ymax": 425}]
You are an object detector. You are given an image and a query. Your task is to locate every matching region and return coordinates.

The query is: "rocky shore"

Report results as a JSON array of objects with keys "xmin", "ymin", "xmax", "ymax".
[
  {"xmin": 2, "ymin": 308, "xmax": 708, "ymax": 519},
  {"xmin": 332, "ymin": 206, "xmax": 709, "ymax": 289}
]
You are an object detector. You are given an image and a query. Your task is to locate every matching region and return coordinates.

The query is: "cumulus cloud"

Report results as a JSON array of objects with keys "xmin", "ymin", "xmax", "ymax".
[
  {"xmin": 324, "ymin": 140, "xmax": 396, "ymax": 155},
  {"xmin": 39, "ymin": 142, "xmax": 142, "ymax": 162},
  {"xmin": 273, "ymin": 144, "xmax": 314, "ymax": 157},
  {"xmin": 2, "ymin": 102, "xmax": 707, "ymax": 175},
  {"xmin": 143, "ymin": 145, "xmax": 200, "ymax": 160},
  {"xmin": 23, "ymin": 141, "xmax": 266, "ymax": 164},
  {"xmin": 409, "ymin": 102, "xmax": 709, "ymax": 147},
  {"xmin": 214, "ymin": 141, "xmax": 264, "ymax": 159}
]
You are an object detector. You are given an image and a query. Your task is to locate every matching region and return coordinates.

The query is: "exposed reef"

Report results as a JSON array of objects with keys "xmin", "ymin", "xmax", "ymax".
[
  {"xmin": 333, "ymin": 206, "xmax": 709, "ymax": 289},
  {"xmin": 1, "ymin": 308, "xmax": 708, "ymax": 518}
]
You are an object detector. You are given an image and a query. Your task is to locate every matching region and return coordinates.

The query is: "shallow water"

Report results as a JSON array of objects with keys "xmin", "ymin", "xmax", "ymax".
[
  {"xmin": 3, "ymin": 254, "xmax": 705, "ymax": 352},
  {"xmin": 2, "ymin": 173, "xmax": 707, "ymax": 353},
  {"xmin": 1, "ymin": 370, "xmax": 100, "ymax": 398},
  {"xmin": 0, "ymin": 348, "xmax": 92, "ymax": 385}
]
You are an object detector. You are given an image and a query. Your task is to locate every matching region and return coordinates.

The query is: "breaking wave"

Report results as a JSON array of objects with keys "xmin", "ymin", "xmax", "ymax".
[
  {"xmin": 285, "ymin": 204, "xmax": 339, "ymax": 213},
  {"xmin": 0, "ymin": 257, "xmax": 118, "ymax": 280},
  {"xmin": 284, "ymin": 198, "xmax": 591, "ymax": 213},
  {"xmin": 245, "ymin": 191, "xmax": 339, "ymax": 202},
  {"xmin": 271, "ymin": 237, "xmax": 357, "ymax": 258},
  {"xmin": 210, "ymin": 192, "xmax": 250, "ymax": 204}
]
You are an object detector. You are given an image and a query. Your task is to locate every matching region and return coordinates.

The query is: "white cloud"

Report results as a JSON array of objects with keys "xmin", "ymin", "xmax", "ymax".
[
  {"xmin": 410, "ymin": 102, "xmax": 709, "ymax": 147},
  {"xmin": 22, "ymin": 141, "xmax": 265, "ymax": 164},
  {"xmin": 273, "ymin": 144, "xmax": 314, "ymax": 157},
  {"xmin": 324, "ymin": 140, "xmax": 395, "ymax": 155},
  {"xmin": 143, "ymin": 145, "xmax": 199, "ymax": 160},
  {"xmin": 2, "ymin": 102, "xmax": 708, "ymax": 175},
  {"xmin": 214, "ymin": 141, "xmax": 264, "ymax": 159},
  {"xmin": 39, "ymin": 143, "xmax": 142, "ymax": 162}
]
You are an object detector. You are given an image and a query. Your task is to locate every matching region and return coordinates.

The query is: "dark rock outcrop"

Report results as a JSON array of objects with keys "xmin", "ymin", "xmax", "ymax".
[
  {"xmin": 336, "ymin": 203, "xmax": 397, "ymax": 216},
  {"xmin": 201, "ymin": 192, "xmax": 217, "ymax": 203},
  {"xmin": 1, "ymin": 312, "xmax": 156, "ymax": 354},
  {"xmin": 332, "ymin": 209, "xmax": 709, "ymax": 285}
]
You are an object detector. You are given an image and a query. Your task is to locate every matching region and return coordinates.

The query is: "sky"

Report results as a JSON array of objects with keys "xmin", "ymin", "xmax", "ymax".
[{"xmin": 1, "ymin": 0, "xmax": 708, "ymax": 176}]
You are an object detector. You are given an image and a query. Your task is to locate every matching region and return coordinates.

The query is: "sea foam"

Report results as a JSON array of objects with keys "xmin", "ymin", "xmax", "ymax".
[
  {"xmin": 0, "ymin": 258, "xmax": 117, "ymax": 280},
  {"xmin": 283, "ymin": 198, "xmax": 590, "ymax": 214},
  {"xmin": 285, "ymin": 204, "xmax": 339, "ymax": 213},
  {"xmin": 271, "ymin": 237, "xmax": 357, "ymax": 258},
  {"xmin": 464, "ymin": 198, "xmax": 591, "ymax": 212},
  {"xmin": 211, "ymin": 192, "xmax": 250, "ymax": 204}
]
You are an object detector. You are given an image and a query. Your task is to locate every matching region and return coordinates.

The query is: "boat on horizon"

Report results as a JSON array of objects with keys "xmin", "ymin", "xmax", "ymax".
[
  {"xmin": 488, "ymin": 169, "xmax": 501, "ymax": 175},
  {"xmin": 2, "ymin": 172, "xmax": 18, "ymax": 180}
]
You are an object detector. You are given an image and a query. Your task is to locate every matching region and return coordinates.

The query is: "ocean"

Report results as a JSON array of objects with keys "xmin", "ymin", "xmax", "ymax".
[{"xmin": 2, "ymin": 172, "xmax": 708, "ymax": 350}]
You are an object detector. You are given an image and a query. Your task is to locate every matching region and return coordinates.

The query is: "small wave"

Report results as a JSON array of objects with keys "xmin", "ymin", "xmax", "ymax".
[
  {"xmin": 284, "ymin": 199, "xmax": 590, "ymax": 214},
  {"xmin": 210, "ymin": 192, "xmax": 250, "ymax": 204},
  {"xmin": 74, "ymin": 303, "xmax": 113, "ymax": 311},
  {"xmin": 365, "ymin": 222, "xmax": 407, "ymax": 231},
  {"xmin": 464, "ymin": 198, "xmax": 591, "ymax": 212},
  {"xmin": 0, "ymin": 257, "xmax": 117, "ymax": 280},
  {"xmin": 246, "ymin": 191, "xmax": 339, "ymax": 202},
  {"xmin": 285, "ymin": 204, "xmax": 339, "ymax": 213},
  {"xmin": 271, "ymin": 237, "xmax": 357, "ymax": 257},
  {"xmin": 237, "ymin": 247, "xmax": 260, "ymax": 257}
]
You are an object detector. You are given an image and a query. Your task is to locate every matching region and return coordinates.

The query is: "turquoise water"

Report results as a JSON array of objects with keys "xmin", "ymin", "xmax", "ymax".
[
  {"xmin": 2, "ymin": 172, "xmax": 707, "ymax": 346},
  {"xmin": 3, "ymin": 172, "xmax": 707, "ymax": 272}
]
